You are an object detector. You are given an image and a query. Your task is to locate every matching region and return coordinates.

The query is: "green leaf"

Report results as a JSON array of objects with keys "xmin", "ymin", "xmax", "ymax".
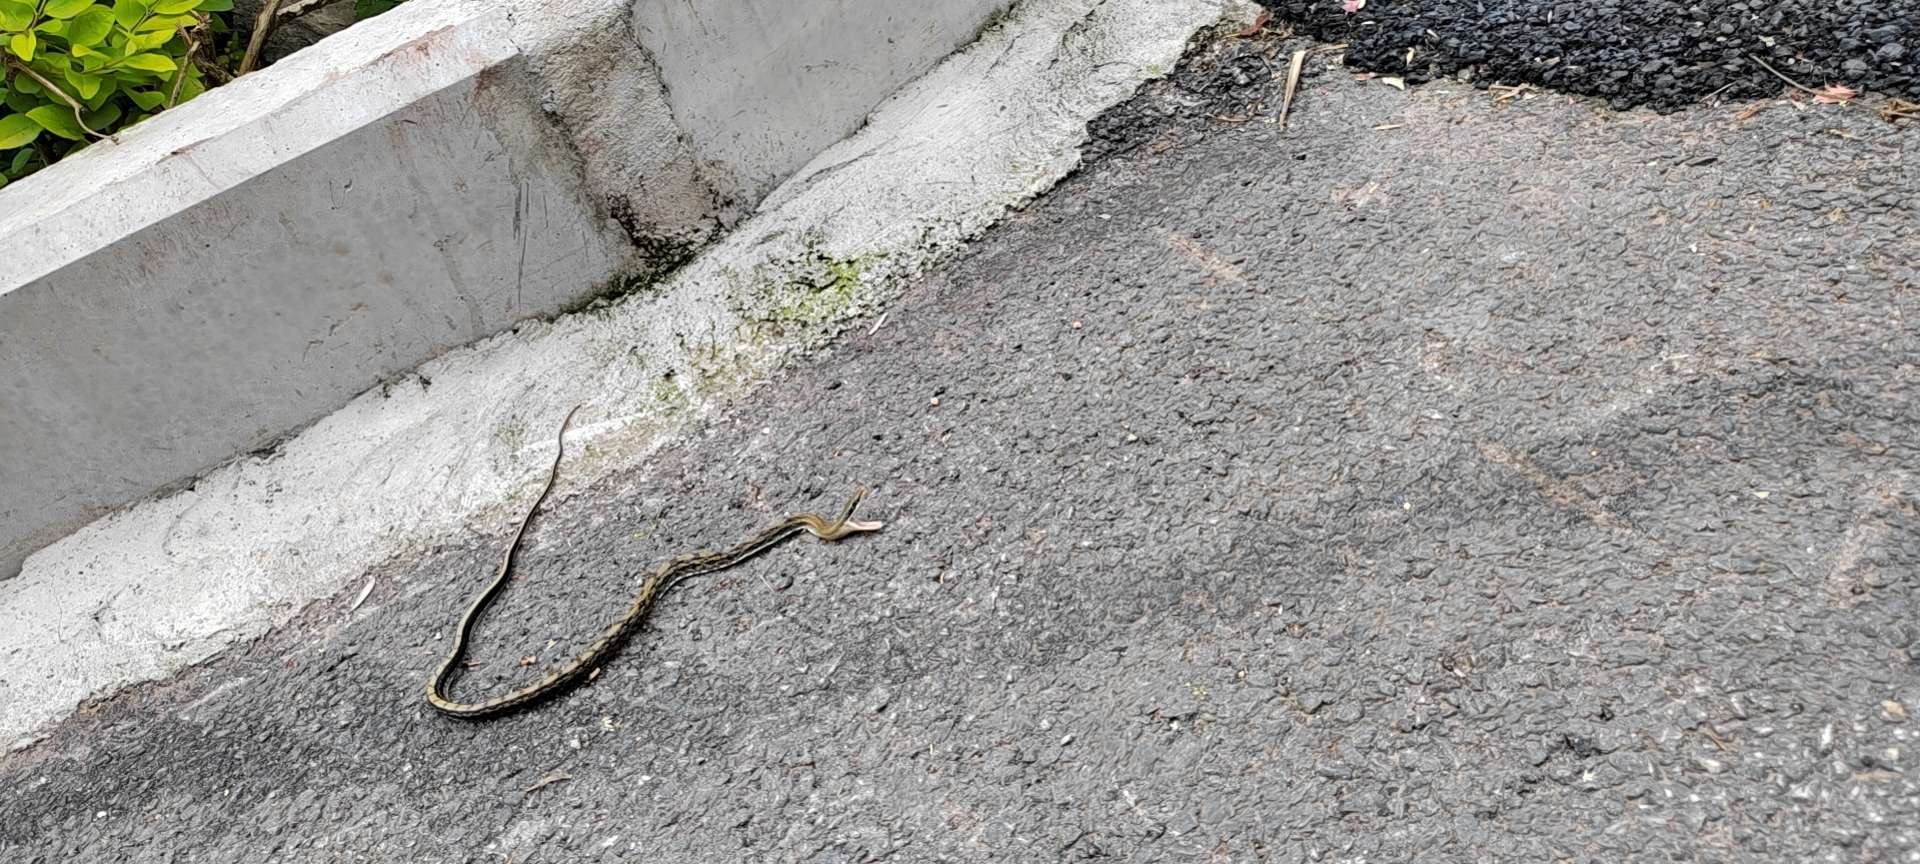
[
  {"xmin": 67, "ymin": 5, "xmax": 110, "ymax": 43},
  {"xmin": 126, "ymin": 87, "xmax": 162, "ymax": 109},
  {"xmin": 149, "ymin": 0, "xmax": 196, "ymax": 13},
  {"xmin": 7, "ymin": 147, "xmax": 30, "ymax": 173},
  {"xmin": 125, "ymin": 27, "xmax": 168, "ymax": 50},
  {"xmin": 193, "ymin": 0, "xmax": 229, "ymax": 10},
  {"xmin": 4, "ymin": 88, "xmax": 35, "ymax": 113},
  {"xmin": 43, "ymin": 0, "xmax": 92, "ymax": 19},
  {"xmin": 82, "ymin": 100, "xmax": 118, "ymax": 129},
  {"xmin": 64, "ymin": 67, "xmax": 102, "ymax": 100},
  {"xmin": 0, "ymin": 112, "xmax": 40, "ymax": 149},
  {"xmin": 353, "ymin": 0, "xmax": 398, "ymax": 20},
  {"xmin": 33, "ymin": 17, "xmax": 63, "ymax": 34},
  {"xmin": 132, "ymin": 11, "xmax": 183, "ymax": 30},
  {"xmin": 25, "ymin": 103, "xmax": 84, "ymax": 139},
  {"xmin": 110, "ymin": 0, "xmax": 143, "ymax": 29},
  {"xmin": 9, "ymin": 72, "xmax": 38, "ymax": 94},
  {"xmin": 0, "ymin": 0, "xmax": 32, "ymax": 30},
  {"xmin": 9, "ymin": 29, "xmax": 34, "ymax": 60},
  {"xmin": 174, "ymin": 65, "xmax": 200, "ymax": 99},
  {"xmin": 118, "ymin": 51, "xmax": 171, "ymax": 72}
]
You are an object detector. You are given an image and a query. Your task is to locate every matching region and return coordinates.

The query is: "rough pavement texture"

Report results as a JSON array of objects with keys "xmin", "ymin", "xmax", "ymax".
[
  {"xmin": 5, "ymin": 31, "xmax": 1919, "ymax": 863},
  {"xmin": 1260, "ymin": 0, "xmax": 1920, "ymax": 108}
]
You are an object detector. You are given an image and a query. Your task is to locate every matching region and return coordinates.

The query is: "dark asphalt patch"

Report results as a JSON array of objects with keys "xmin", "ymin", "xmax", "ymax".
[{"xmin": 1258, "ymin": 0, "xmax": 1919, "ymax": 109}]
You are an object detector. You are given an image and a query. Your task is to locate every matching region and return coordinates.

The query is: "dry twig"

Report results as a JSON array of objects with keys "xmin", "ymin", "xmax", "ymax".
[
  {"xmin": 239, "ymin": 0, "xmax": 287, "ymax": 74},
  {"xmin": 1277, "ymin": 49, "xmax": 1306, "ymax": 128},
  {"xmin": 166, "ymin": 15, "xmax": 212, "ymax": 109},
  {"xmin": 523, "ymin": 771, "xmax": 571, "ymax": 794},
  {"xmin": 1488, "ymin": 83, "xmax": 1532, "ymax": 104},
  {"xmin": 3, "ymin": 56, "xmax": 107, "ymax": 140},
  {"xmin": 1748, "ymin": 54, "xmax": 1826, "ymax": 99},
  {"xmin": 276, "ymin": 0, "xmax": 351, "ymax": 23}
]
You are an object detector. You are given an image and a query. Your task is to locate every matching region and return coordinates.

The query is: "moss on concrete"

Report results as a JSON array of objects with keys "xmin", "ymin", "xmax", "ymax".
[
  {"xmin": 770, "ymin": 248, "xmax": 885, "ymax": 329},
  {"xmin": 651, "ymin": 370, "xmax": 689, "ymax": 413}
]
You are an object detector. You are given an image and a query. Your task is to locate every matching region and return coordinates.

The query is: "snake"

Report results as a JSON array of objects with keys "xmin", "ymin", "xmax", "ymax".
[{"xmin": 426, "ymin": 405, "xmax": 883, "ymax": 719}]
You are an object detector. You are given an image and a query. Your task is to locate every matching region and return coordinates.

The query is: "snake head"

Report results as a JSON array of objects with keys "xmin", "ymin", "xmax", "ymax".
[{"xmin": 816, "ymin": 486, "xmax": 885, "ymax": 539}]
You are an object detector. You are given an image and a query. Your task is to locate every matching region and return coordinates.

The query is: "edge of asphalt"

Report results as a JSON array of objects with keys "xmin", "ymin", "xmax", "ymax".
[{"xmin": 0, "ymin": 0, "xmax": 1256, "ymax": 753}]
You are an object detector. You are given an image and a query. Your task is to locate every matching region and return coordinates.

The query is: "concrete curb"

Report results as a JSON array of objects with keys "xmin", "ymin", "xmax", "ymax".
[
  {"xmin": 0, "ymin": 0, "xmax": 634, "ymax": 580},
  {"xmin": 0, "ymin": 0, "xmax": 1013, "ymax": 580}
]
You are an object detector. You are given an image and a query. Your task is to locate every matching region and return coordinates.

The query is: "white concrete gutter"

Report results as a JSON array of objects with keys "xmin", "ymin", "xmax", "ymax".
[
  {"xmin": 0, "ymin": 0, "xmax": 1252, "ymax": 750},
  {"xmin": 0, "ymin": 0, "xmax": 1015, "ymax": 580}
]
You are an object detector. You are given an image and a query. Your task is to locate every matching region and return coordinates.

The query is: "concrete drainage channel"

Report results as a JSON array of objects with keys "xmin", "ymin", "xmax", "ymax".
[{"xmin": 0, "ymin": 0, "xmax": 1252, "ymax": 750}]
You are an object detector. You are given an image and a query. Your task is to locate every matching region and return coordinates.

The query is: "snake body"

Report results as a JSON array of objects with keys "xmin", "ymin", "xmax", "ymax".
[{"xmin": 426, "ymin": 406, "xmax": 882, "ymax": 719}]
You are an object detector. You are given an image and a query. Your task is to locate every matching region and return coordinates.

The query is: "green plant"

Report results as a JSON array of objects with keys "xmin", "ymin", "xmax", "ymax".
[
  {"xmin": 0, "ymin": 0, "xmax": 233, "ymax": 188},
  {"xmin": 350, "ymin": 0, "xmax": 398, "ymax": 19}
]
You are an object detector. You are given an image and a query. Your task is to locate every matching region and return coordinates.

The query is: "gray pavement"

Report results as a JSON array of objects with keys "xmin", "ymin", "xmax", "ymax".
[{"xmin": 5, "ymin": 33, "xmax": 1919, "ymax": 863}]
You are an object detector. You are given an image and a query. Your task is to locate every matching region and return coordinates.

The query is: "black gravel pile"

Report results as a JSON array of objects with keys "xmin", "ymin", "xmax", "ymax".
[{"xmin": 1258, "ymin": 0, "xmax": 1919, "ymax": 109}]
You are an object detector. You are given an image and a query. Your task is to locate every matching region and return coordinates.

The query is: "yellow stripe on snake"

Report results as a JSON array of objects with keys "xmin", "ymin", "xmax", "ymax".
[{"xmin": 426, "ymin": 405, "xmax": 883, "ymax": 719}]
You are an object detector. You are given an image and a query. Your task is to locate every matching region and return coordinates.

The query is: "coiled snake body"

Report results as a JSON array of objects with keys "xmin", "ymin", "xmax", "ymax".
[{"xmin": 426, "ymin": 406, "xmax": 882, "ymax": 718}]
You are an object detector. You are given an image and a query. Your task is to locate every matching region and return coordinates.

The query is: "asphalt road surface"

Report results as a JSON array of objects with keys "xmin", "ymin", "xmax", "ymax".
[{"xmin": 5, "ymin": 26, "xmax": 1918, "ymax": 864}]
